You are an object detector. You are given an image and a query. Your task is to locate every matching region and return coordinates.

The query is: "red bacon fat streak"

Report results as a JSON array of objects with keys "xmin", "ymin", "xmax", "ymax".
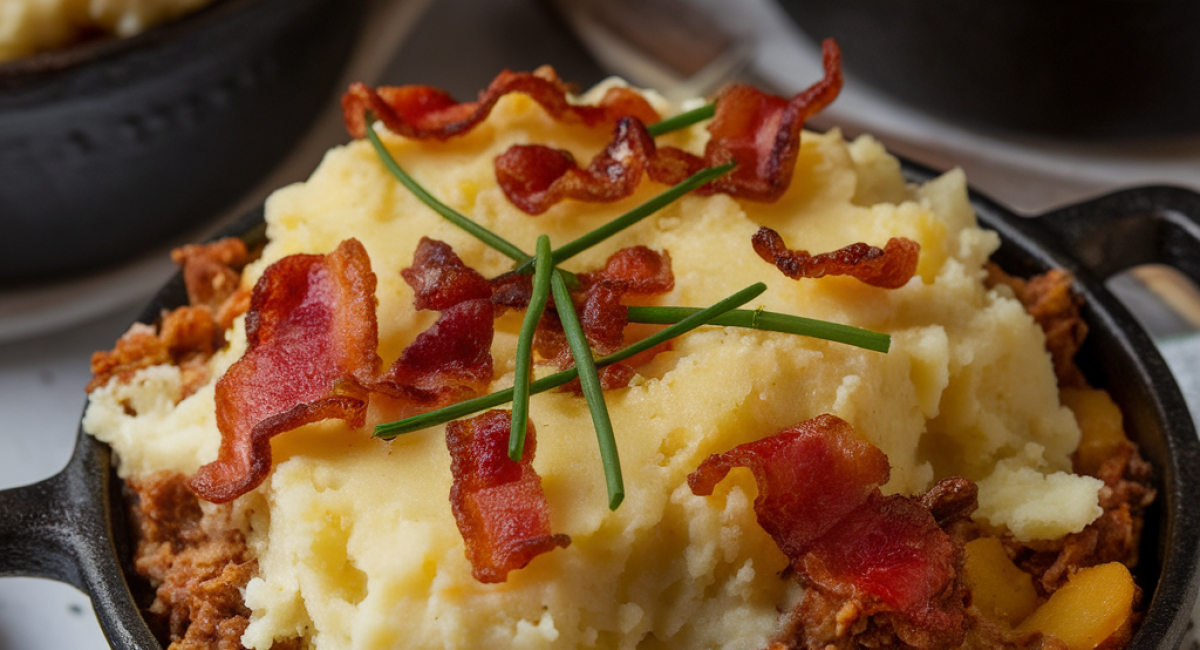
[
  {"xmin": 752, "ymin": 226, "xmax": 920, "ymax": 289},
  {"xmin": 688, "ymin": 415, "xmax": 965, "ymax": 646},
  {"xmin": 493, "ymin": 39, "xmax": 844, "ymax": 214},
  {"xmin": 191, "ymin": 239, "xmax": 381, "ymax": 503},
  {"xmin": 342, "ymin": 66, "xmax": 659, "ymax": 141},
  {"xmin": 447, "ymin": 410, "xmax": 571, "ymax": 583}
]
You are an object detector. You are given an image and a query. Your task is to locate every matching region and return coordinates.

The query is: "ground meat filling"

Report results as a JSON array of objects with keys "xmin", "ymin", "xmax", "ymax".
[
  {"xmin": 127, "ymin": 472, "xmax": 299, "ymax": 650},
  {"xmin": 90, "ymin": 238, "xmax": 255, "ymax": 399}
]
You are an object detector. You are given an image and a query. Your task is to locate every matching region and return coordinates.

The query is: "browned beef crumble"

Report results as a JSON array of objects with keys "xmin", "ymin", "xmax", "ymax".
[
  {"xmin": 89, "ymin": 238, "xmax": 256, "ymax": 398},
  {"xmin": 127, "ymin": 472, "xmax": 300, "ymax": 650}
]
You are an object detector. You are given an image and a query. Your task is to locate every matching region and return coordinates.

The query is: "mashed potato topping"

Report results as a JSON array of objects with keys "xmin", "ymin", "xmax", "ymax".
[
  {"xmin": 0, "ymin": 0, "xmax": 214, "ymax": 61},
  {"xmin": 84, "ymin": 81, "xmax": 1105, "ymax": 650}
]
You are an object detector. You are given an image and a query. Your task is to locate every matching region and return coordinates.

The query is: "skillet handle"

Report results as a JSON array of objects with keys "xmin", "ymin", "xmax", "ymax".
[
  {"xmin": 1034, "ymin": 185, "xmax": 1200, "ymax": 286},
  {"xmin": 0, "ymin": 438, "xmax": 162, "ymax": 650},
  {"xmin": 0, "ymin": 466, "xmax": 94, "ymax": 588}
]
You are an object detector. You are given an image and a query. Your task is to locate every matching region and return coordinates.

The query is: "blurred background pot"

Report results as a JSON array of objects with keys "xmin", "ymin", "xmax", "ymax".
[
  {"xmin": 0, "ymin": 0, "xmax": 368, "ymax": 283},
  {"xmin": 775, "ymin": 0, "xmax": 1200, "ymax": 139}
]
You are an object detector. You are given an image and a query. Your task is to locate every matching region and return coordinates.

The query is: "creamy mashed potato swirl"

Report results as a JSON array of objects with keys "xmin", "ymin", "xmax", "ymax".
[{"xmin": 84, "ymin": 82, "xmax": 1104, "ymax": 650}]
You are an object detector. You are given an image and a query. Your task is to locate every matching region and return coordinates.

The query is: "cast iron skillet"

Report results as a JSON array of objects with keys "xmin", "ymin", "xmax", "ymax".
[
  {"xmin": 0, "ymin": 0, "xmax": 368, "ymax": 282},
  {"xmin": 1, "ymin": 164, "xmax": 1199, "ymax": 649},
  {"xmin": 776, "ymin": 1, "xmax": 1200, "ymax": 138}
]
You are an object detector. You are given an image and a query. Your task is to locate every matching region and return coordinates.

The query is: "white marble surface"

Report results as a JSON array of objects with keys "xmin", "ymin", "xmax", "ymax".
[{"xmin": 1, "ymin": 0, "xmax": 1198, "ymax": 648}]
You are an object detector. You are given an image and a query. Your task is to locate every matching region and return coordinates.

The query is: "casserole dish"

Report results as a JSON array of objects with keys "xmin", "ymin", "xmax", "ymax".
[
  {"xmin": 1, "ymin": 160, "xmax": 1199, "ymax": 650},
  {"xmin": 0, "ymin": 0, "xmax": 368, "ymax": 282}
]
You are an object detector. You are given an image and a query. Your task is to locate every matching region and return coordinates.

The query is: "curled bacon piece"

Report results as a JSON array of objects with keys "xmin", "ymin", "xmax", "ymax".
[
  {"xmin": 578, "ymin": 245, "xmax": 674, "ymax": 294},
  {"xmin": 751, "ymin": 226, "xmax": 920, "ymax": 289},
  {"xmin": 377, "ymin": 238, "xmax": 495, "ymax": 403},
  {"xmin": 688, "ymin": 414, "xmax": 890, "ymax": 559},
  {"xmin": 495, "ymin": 39, "xmax": 843, "ymax": 214},
  {"xmin": 342, "ymin": 66, "xmax": 659, "ymax": 141},
  {"xmin": 190, "ymin": 239, "xmax": 381, "ymax": 503},
  {"xmin": 447, "ymin": 410, "xmax": 571, "ymax": 583},
  {"xmin": 496, "ymin": 117, "xmax": 660, "ymax": 215},
  {"xmin": 689, "ymin": 414, "xmax": 967, "ymax": 648},
  {"xmin": 696, "ymin": 38, "xmax": 843, "ymax": 200}
]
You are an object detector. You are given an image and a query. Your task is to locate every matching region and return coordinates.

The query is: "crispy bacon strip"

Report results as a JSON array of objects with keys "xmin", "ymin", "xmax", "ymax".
[
  {"xmin": 342, "ymin": 66, "xmax": 659, "ymax": 141},
  {"xmin": 689, "ymin": 414, "xmax": 966, "ymax": 646},
  {"xmin": 494, "ymin": 39, "xmax": 843, "ymax": 214},
  {"xmin": 695, "ymin": 39, "xmax": 843, "ymax": 200},
  {"xmin": 802, "ymin": 493, "xmax": 963, "ymax": 640},
  {"xmin": 447, "ymin": 410, "xmax": 570, "ymax": 583},
  {"xmin": 190, "ymin": 239, "xmax": 381, "ymax": 503},
  {"xmin": 376, "ymin": 238, "xmax": 495, "ymax": 403},
  {"xmin": 751, "ymin": 226, "xmax": 920, "ymax": 289}
]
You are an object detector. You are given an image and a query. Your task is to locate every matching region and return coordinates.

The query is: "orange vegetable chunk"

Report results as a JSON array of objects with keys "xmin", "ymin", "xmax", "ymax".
[
  {"xmin": 964, "ymin": 537, "xmax": 1038, "ymax": 627},
  {"xmin": 1016, "ymin": 562, "xmax": 1136, "ymax": 650}
]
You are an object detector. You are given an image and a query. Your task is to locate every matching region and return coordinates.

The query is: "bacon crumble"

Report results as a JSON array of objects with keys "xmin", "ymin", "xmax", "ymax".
[
  {"xmin": 447, "ymin": 410, "xmax": 571, "ymax": 583},
  {"xmin": 171, "ymin": 238, "xmax": 251, "ymax": 315},
  {"xmin": 533, "ymin": 246, "xmax": 674, "ymax": 391},
  {"xmin": 751, "ymin": 226, "xmax": 920, "ymax": 289},
  {"xmin": 376, "ymin": 238, "xmax": 497, "ymax": 404}
]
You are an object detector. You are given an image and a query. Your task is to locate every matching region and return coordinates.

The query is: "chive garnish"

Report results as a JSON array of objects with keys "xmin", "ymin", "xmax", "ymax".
[
  {"xmin": 645, "ymin": 103, "xmax": 716, "ymax": 137},
  {"xmin": 550, "ymin": 269, "xmax": 623, "ymax": 510},
  {"xmin": 364, "ymin": 122, "xmax": 530, "ymax": 263},
  {"xmin": 363, "ymin": 109, "xmax": 894, "ymax": 511},
  {"xmin": 373, "ymin": 282, "xmax": 768, "ymax": 440},
  {"xmin": 510, "ymin": 235, "xmax": 554, "ymax": 461},
  {"xmin": 626, "ymin": 307, "xmax": 891, "ymax": 353},
  {"xmin": 510, "ymin": 162, "xmax": 735, "ymax": 276}
]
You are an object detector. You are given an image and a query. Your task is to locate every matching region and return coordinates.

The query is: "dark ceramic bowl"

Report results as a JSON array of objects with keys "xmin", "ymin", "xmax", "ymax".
[
  {"xmin": 0, "ymin": 0, "xmax": 368, "ymax": 283},
  {"xmin": 1, "ymin": 168, "xmax": 1199, "ymax": 649},
  {"xmin": 777, "ymin": 1, "xmax": 1200, "ymax": 138}
]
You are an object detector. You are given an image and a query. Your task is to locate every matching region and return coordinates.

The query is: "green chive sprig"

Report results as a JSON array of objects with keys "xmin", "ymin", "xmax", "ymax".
[
  {"xmin": 365, "ymin": 122, "xmax": 530, "ymax": 263},
  {"xmin": 626, "ymin": 306, "xmax": 891, "ymax": 353},
  {"xmin": 551, "ymin": 270, "xmax": 623, "ymax": 509},
  {"xmin": 373, "ymin": 282, "xmax": 768, "ymax": 440},
  {"xmin": 364, "ymin": 110, "xmax": 893, "ymax": 512},
  {"xmin": 645, "ymin": 103, "xmax": 716, "ymax": 137},
  {"xmin": 510, "ymin": 235, "xmax": 555, "ymax": 462}
]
